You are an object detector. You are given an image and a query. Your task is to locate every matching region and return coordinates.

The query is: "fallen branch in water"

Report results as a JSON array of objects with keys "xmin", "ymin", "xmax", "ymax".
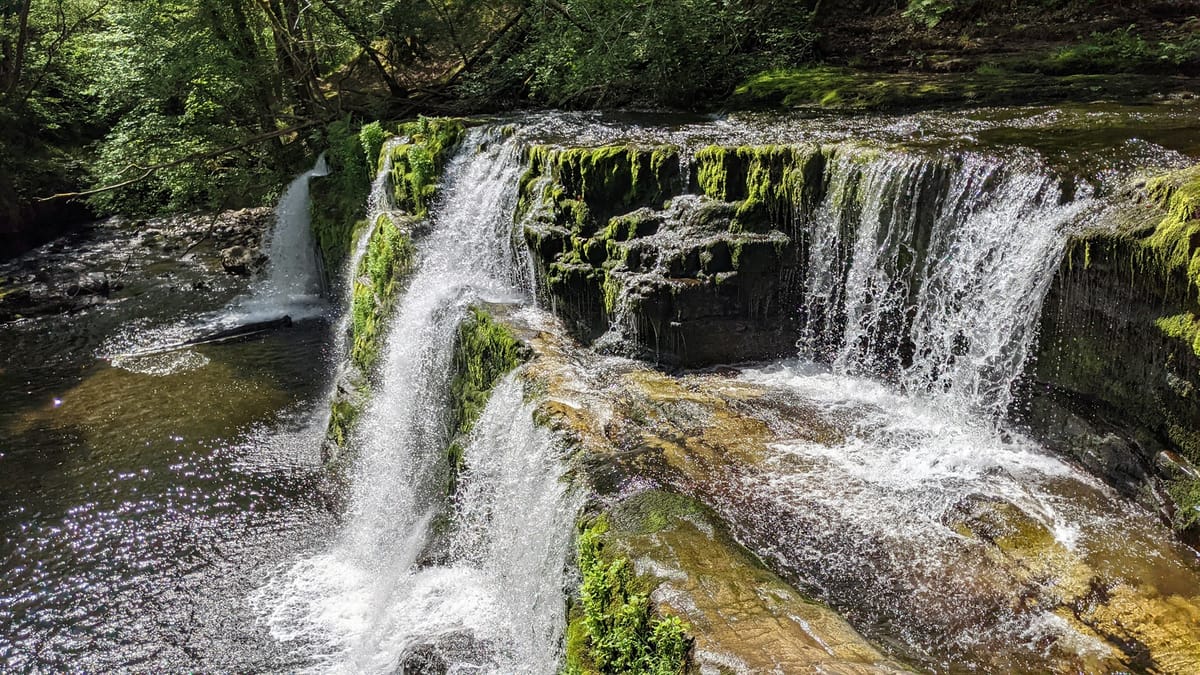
[{"xmin": 36, "ymin": 119, "xmax": 331, "ymax": 202}]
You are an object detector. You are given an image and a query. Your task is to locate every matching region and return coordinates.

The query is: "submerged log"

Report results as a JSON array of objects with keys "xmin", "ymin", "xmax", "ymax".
[{"xmin": 112, "ymin": 315, "xmax": 294, "ymax": 360}]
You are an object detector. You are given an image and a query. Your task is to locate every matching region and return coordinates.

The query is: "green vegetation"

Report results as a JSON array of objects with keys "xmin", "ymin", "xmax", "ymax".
[
  {"xmin": 1168, "ymin": 478, "xmax": 1200, "ymax": 531},
  {"xmin": 732, "ymin": 66, "xmax": 1183, "ymax": 110},
  {"xmin": 327, "ymin": 398, "xmax": 363, "ymax": 448},
  {"xmin": 1141, "ymin": 166, "xmax": 1200, "ymax": 291},
  {"xmin": 694, "ymin": 144, "xmax": 824, "ymax": 230},
  {"xmin": 349, "ymin": 214, "xmax": 416, "ymax": 373},
  {"xmin": 521, "ymin": 145, "xmax": 680, "ymax": 228},
  {"xmin": 447, "ymin": 307, "xmax": 529, "ymax": 491},
  {"xmin": 1155, "ymin": 313, "xmax": 1200, "ymax": 359},
  {"xmin": 564, "ymin": 516, "xmax": 690, "ymax": 675},
  {"xmin": 310, "ymin": 121, "xmax": 373, "ymax": 280},
  {"xmin": 449, "ymin": 307, "xmax": 528, "ymax": 439},
  {"xmin": 1042, "ymin": 27, "xmax": 1200, "ymax": 74},
  {"xmin": 390, "ymin": 117, "xmax": 466, "ymax": 218},
  {"xmin": 3, "ymin": 0, "xmax": 1197, "ymax": 253}
]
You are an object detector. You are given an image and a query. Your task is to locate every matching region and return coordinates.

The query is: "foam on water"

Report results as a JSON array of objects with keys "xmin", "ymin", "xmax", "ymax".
[{"xmin": 255, "ymin": 130, "xmax": 573, "ymax": 673}]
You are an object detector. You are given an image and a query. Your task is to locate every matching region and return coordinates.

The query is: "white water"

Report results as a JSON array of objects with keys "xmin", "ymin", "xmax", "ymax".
[
  {"xmin": 256, "ymin": 130, "xmax": 573, "ymax": 673},
  {"xmin": 723, "ymin": 149, "xmax": 1194, "ymax": 666},
  {"xmin": 230, "ymin": 155, "xmax": 330, "ymax": 322},
  {"xmin": 798, "ymin": 148, "xmax": 1099, "ymax": 417}
]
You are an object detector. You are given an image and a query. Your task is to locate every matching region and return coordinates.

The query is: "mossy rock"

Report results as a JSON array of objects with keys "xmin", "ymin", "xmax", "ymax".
[
  {"xmin": 349, "ymin": 213, "xmax": 417, "ymax": 373},
  {"xmin": 731, "ymin": 67, "xmax": 1200, "ymax": 111},
  {"xmin": 446, "ymin": 306, "xmax": 532, "ymax": 494},
  {"xmin": 563, "ymin": 515, "xmax": 691, "ymax": 675},
  {"xmin": 389, "ymin": 117, "xmax": 466, "ymax": 218},
  {"xmin": 520, "ymin": 144, "xmax": 682, "ymax": 230}
]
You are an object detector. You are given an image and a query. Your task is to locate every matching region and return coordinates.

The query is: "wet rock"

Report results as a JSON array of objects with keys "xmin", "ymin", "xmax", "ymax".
[
  {"xmin": 65, "ymin": 272, "xmax": 112, "ymax": 297},
  {"xmin": 502, "ymin": 313, "xmax": 1200, "ymax": 674},
  {"xmin": 396, "ymin": 632, "xmax": 490, "ymax": 675},
  {"xmin": 219, "ymin": 245, "xmax": 266, "ymax": 277},
  {"xmin": 602, "ymin": 490, "xmax": 909, "ymax": 674},
  {"xmin": 1026, "ymin": 171, "xmax": 1200, "ymax": 537},
  {"xmin": 210, "ymin": 207, "xmax": 273, "ymax": 251}
]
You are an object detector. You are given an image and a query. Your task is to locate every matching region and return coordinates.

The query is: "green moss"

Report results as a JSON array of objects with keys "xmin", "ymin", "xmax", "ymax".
[
  {"xmin": 311, "ymin": 120, "xmax": 373, "ymax": 280},
  {"xmin": 732, "ymin": 67, "xmax": 1190, "ymax": 111},
  {"xmin": 693, "ymin": 144, "xmax": 824, "ymax": 231},
  {"xmin": 519, "ymin": 144, "xmax": 681, "ymax": 230},
  {"xmin": 1040, "ymin": 27, "xmax": 1200, "ymax": 75},
  {"xmin": 564, "ymin": 516, "xmax": 691, "ymax": 675},
  {"xmin": 1168, "ymin": 478, "xmax": 1200, "ymax": 531},
  {"xmin": 445, "ymin": 307, "xmax": 529, "ymax": 493},
  {"xmin": 390, "ymin": 117, "xmax": 466, "ymax": 218},
  {"xmin": 359, "ymin": 121, "xmax": 387, "ymax": 174},
  {"xmin": 349, "ymin": 214, "xmax": 416, "ymax": 372},
  {"xmin": 1155, "ymin": 313, "xmax": 1200, "ymax": 358},
  {"xmin": 1141, "ymin": 166, "xmax": 1200, "ymax": 288},
  {"xmin": 328, "ymin": 397, "xmax": 363, "ymax": 448}
]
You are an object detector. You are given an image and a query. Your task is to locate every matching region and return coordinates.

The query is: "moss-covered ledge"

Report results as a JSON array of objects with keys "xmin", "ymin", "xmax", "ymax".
[
  {"xmin": 323, "ymin": 213, "xmax": 417, "ymax": 464},
  {"xmin": 518, "ymin": 142, "xmax": 819, "ymax": 365},
  {"xmin": 1027, "ymin": 164, "xmax": 1200, "ymax": 538},
  {"xmin": 731, "ymin": 67, "xmax": 1200, "ymax": 111}
]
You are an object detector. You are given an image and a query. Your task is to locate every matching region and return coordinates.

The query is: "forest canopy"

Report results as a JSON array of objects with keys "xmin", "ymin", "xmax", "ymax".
[{"xmin": 1, "ymin": 0, "xmax": 1197, "ymax": 226}]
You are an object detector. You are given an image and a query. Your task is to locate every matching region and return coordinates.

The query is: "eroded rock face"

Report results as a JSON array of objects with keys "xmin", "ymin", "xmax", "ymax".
[
  {"xmin": 519, "ymin": 144, "xmax": 818, "ymax": 366},
  {"xmin": 1024, "ymin": 168, "xmax": 1200, "ymax": 537}
]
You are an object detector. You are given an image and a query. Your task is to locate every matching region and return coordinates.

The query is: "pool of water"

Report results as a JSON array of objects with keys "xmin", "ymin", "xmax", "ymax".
[{"xmin": 0, "ymin": 217, "xmax": 337, "ymax": 671}]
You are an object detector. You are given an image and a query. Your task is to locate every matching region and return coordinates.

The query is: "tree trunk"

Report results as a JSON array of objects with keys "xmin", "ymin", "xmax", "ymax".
[{"xmin": 3, "ymin": 0, "xmax": 33, "ymax": 94}]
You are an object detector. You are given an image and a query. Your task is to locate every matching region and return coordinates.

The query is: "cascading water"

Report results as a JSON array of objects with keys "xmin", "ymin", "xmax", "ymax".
[
  {"xmin": 796, "ymin": 148, "xmax": 1098, "ymax": 416},
  {"xmin": 245, "ymin": 155, "xmax": 330, "ymax": 317},
  {"xmin": 256, "ymin": 129, "xmax": 573, "ymax": 672},
  {"xmin": 333, "ymin": 138, "xmax": 406, "ymax": 349}
]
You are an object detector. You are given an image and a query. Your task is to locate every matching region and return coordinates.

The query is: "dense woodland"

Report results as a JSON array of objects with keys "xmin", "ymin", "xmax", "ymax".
[{"xmin": 1, "ymin": 0, "xmax": 1198, "ymax": 252}]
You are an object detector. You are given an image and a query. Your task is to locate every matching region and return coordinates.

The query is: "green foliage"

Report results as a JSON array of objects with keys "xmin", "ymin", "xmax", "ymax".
[
  {"xmin": 84, "ymin": 0, "xmax": 313, "ymax": 215},
  {"xmin": 1045, "ymin": 26, "xmax": 1200, "ymax": 74},
  {"xmin": 466, "ymin": 0, "xmax": 816, "ymax": 108},
  {"xmin": 565, "ymin": 517, "xmax": 691, "ymax": 675},
  {"xmin": 904, "ymin": 0, "xmax": 959, "ymax": 27},
  {"xmin": 1168, "ymin": 478, "xmax": 1200, "ymax": 530},
  {"xmin": 350, "ymin": 214, "xmax": 416, "ymax": 372}
]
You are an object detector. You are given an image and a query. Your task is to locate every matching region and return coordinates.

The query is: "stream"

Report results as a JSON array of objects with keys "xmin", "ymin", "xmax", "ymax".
[{"xmin": 2, "ymin": 103, "xmax": 1200, "ymax": 672}]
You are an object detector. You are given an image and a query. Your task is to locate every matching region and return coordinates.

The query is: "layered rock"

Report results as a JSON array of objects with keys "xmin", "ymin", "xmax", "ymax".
[
  {"xmin": 1026, "ymin": 166, "xmax": 1200, "ymax": 536},
  {"xmin": 520, "ymin": 144, "xmax": 826, "ymax": 365},
  {"xmin": 504, "ymin": 306, "xmax": 1200, "ymax": 673}
]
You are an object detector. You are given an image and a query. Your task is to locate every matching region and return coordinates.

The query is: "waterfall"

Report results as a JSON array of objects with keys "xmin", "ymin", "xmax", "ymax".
[
  {"xmin": 256, "ymin": 129, "xmax": 570, "ymax": 673},
  {"xmin": 796, "ymin": 148, "xmax": 1098, "ymax": 416},
  {"xmin": 223, "ymin": 155, "xmax": 330, "ymax": 324},
  {"xmin": 261, "ymin": 155, "xmax": 329, "ymax": 308}
]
